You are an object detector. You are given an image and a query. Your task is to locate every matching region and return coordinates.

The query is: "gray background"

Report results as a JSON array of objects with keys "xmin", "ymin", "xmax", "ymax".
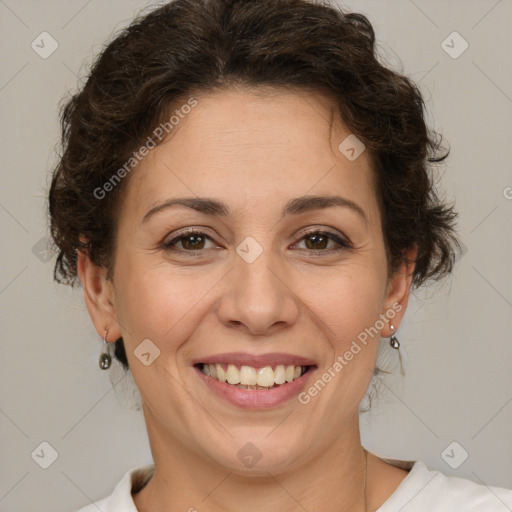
[{"xmin": 0, "ymin": 0, "xmax": 511, "ymax": 510}]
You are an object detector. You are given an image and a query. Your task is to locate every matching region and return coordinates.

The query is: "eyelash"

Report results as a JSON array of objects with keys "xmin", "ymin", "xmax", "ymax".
[{"xmin": 162, "ymin": 228, "xmax": 353, "ymax": 256}]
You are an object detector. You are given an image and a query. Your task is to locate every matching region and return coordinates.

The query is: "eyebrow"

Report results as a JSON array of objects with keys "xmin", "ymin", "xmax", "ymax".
[{"xmin": 141, "ymin": 195, "xmax": 368, "ymax": 226}]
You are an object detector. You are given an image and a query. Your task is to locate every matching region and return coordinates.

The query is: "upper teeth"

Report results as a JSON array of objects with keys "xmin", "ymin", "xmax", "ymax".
[{"xmin": 201, "ymin": 364, "xmax": 305, "ymax": 387}]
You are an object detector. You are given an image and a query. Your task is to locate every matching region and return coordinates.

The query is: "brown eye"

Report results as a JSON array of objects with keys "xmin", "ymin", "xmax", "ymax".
[
  {"xmin": 304, "ymin": 233, "xmax": 329, "ymax": 250},
  {"xmin": 295, "ymin": 230, "xmax": 352, "ymax": 252},
  {"xmin": 163, "ymin": 228, "xmax": 351, "ymax": 256},
  {"xmin": 180, "ymin": 233, "xmax": 207, "ymax": 250},
  {"xmin": 164, "ymin": 230, "xmax": 215, "ymax": 252}
]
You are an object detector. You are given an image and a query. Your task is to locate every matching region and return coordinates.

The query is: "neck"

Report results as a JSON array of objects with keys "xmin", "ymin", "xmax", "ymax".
[{"xmin": 134, "ymin": 409, "xmax": 370, "ymax": 512}]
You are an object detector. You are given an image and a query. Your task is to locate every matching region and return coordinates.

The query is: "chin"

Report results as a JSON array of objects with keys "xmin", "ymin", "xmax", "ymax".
[{"xmin": 194, "ymin": 430, "xmax": 307, "ymax": 475}]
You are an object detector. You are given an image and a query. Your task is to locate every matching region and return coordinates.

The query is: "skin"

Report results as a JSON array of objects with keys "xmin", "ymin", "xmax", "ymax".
[{"xmin": 78, "ymin": 86, "xmax": 416, "ymax": 512}]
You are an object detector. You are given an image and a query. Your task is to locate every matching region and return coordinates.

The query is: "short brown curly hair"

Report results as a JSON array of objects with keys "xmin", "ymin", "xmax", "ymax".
[{"xmin": 48, "ymin": 0, "xmax": 460, "ymax": 371}]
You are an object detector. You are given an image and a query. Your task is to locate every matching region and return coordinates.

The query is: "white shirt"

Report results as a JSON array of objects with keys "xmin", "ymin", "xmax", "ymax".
[{"xmin": 73, "ymin": 458, "xmax": 512, "ymax": 511}]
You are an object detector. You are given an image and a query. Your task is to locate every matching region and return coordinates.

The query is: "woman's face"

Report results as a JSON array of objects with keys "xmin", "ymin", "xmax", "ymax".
[{"xmin": 81, "ymin": 86, "xmax": 412, "ymax": 473}]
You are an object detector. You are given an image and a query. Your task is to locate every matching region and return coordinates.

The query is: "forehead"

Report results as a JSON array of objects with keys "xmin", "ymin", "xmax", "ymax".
[{"xmin": 119, "ymin": 86, "xmax": 378, "ymax": 226}]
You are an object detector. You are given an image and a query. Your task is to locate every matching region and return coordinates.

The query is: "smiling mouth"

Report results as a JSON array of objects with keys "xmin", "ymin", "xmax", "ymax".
[{"xmin": 195, "ymin": 363, "xmax": 314, "ymax": 390}]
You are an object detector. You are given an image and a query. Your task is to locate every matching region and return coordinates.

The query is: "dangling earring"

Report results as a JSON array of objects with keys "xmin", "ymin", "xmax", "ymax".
[
  {"xmin": 99, "ymin": 329, "xmax": 112, "ymax": 370},
  {"xmin": 389, "ymin": 324, "xmax": 400, "ymax": 350}
]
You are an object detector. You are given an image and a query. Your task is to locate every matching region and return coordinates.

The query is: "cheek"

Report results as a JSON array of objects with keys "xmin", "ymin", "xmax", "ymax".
[
  {"xmin": 311, "ymin": 273, "xmax": 384, "ymax": 397},
  {"xmin": 113, "ymin": 257, "xmax": 218, "ymax": 351},
  {"xmin": 308, "ymin": 264, "xmax": 386, "ymax": 343}
]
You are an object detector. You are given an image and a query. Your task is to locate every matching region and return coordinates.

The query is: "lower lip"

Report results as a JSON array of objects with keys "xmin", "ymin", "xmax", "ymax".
[{"xmin": 194, "ymin": 366, "xmax": 316, "ymax": 409}]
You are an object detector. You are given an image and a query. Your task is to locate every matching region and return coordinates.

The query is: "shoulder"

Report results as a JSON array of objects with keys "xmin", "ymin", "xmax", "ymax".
[
  {"xmin": 378, "ymin": 459, "xmax": 512, "ymax": 511},
  {"xmin": 71, "ymin": 464, "xmax": 154, "ymax": 512}
]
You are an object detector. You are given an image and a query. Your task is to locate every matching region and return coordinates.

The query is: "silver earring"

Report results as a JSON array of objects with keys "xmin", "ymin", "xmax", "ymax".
[
  {"xmin": 389, "ymin": 324, "xmax": 400, "ymax": 350},
  {"xmin": 99, "ymin": 329, "xmax": 112, "ymax": 370}
]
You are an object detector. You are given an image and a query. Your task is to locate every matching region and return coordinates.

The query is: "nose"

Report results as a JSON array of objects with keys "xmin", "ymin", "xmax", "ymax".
[{"xmin": 216, "ymin": 248, "xmax": 300, "ymax": 336}]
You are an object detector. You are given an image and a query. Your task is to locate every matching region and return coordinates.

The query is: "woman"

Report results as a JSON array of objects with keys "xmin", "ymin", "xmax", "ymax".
[{"xmin": 48, "ymin": 0, "xmax": 512, "ymax": 510}]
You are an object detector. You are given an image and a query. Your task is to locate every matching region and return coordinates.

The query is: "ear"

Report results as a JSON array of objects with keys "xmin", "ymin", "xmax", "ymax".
[
  {"xmin": 380, "ymin": 245, "xmax": 417, "ymax": 337},
  {"xmin": 76, "ymin": 238, "xmax": 122, "ymax": 343}
]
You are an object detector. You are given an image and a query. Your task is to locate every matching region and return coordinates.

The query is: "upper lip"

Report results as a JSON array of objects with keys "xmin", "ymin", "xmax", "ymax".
[{"xmin": 192, "ymin": 352, "xmax": 317, "ymax": 368}]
